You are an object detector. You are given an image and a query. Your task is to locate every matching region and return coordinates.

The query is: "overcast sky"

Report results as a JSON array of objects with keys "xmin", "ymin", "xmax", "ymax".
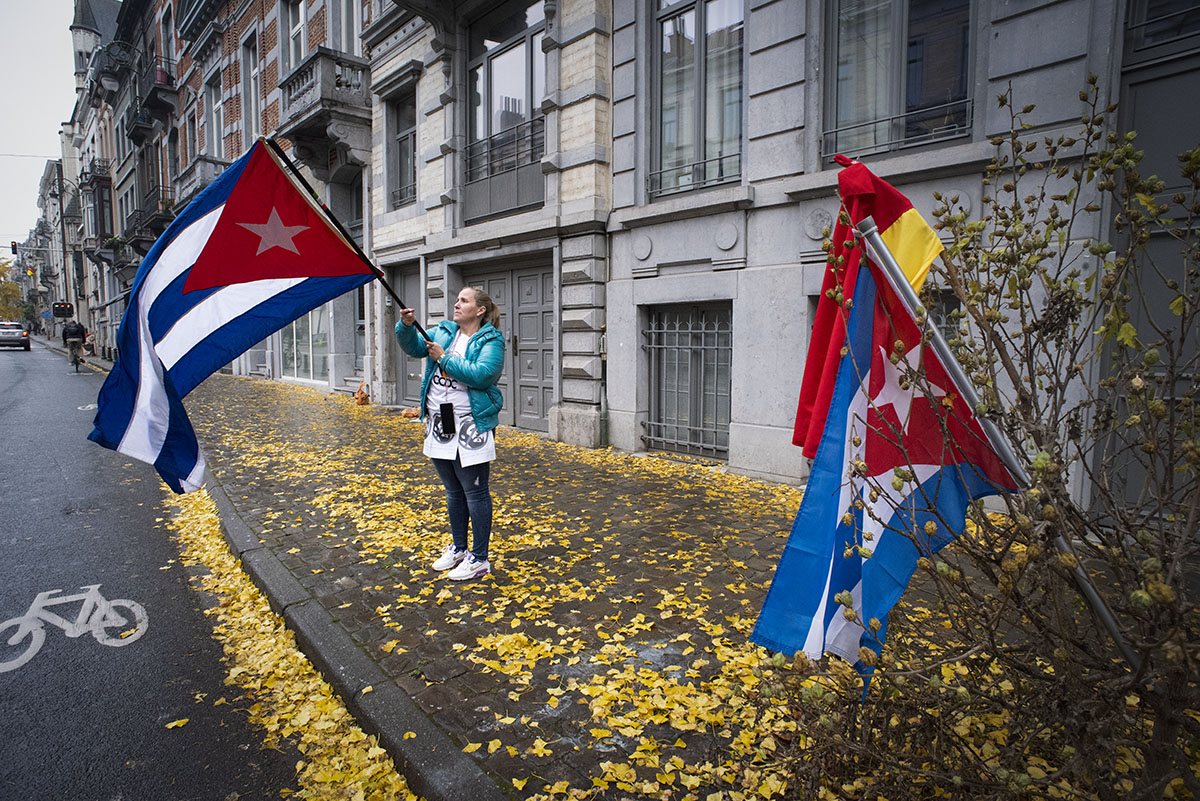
[{"xmin": 0, "ymin": 1, "xmax": 78, "ymax": 250}]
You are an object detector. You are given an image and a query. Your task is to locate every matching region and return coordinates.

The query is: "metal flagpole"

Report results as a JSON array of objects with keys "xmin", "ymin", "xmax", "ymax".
[
  {"xmin": 854, "ymin": 215, "xmax": 1142, "ymax": 672},
  {"xmin": 264, "ymin": 137, "xmax": 433, "ymax": 342}
]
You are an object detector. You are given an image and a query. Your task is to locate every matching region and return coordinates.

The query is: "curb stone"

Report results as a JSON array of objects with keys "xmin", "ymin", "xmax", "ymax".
[{"xmin": 204, "ymin": 472, "xmax": 510, "ymax": 801}]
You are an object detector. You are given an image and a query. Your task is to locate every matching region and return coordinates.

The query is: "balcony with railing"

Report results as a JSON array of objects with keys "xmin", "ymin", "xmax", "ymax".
[
  {"xmin": 278, "ymin": 47, "xmax": 372, "ymax": 180},
  {"xmin": 175, "ymin": 155, "xmax": 230, "ymax": 208},
  {"xmin": 80, "ymin": 158, "xmax": 112, "ymax": 187},
  {"xmin": 141, "ymin": 58, "xmax": 178, "ymax": 117},
  {"xmin": 464, "ymin": 117, "xmax": 545, "ymax": 224},
  {"xmin": 124, "ymin": 102, "xmax": 155, "ymax": 145}
]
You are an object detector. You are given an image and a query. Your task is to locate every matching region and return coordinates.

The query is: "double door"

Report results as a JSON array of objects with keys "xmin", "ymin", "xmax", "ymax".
[{"xmin": 466, "ymin": 265, "xmax": 555, "ymax": 432}]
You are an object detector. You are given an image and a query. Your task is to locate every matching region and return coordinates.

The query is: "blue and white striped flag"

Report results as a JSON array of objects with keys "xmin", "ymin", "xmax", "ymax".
[{"xmin": 88, "ymin": 140, "xmax": 375, "ymax": 492}]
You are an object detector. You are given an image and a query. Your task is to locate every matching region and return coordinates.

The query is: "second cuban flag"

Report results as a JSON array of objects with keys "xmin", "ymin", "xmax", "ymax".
[
  {"xmin": 89, "ymin": 139, "xmax": 377, "ymax": 493},
  {"xmin": 752, "ymin": 161, "xmax": 1019, "ymax": 671}
]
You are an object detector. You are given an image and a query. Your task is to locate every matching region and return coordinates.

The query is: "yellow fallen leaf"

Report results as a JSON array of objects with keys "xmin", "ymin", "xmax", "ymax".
[
  {"xmin": 513, "ymin": 778, "xmax": 528, "ymax": 790},
  {"xmin": 403, "ymin": 731, "xmax": 417, "ymax": 740},
  {"xmin": 361, "ymin": 686, "xmax": 373, "ymax": 695},
  {"xmin": 487, "ymin": 739, "xmax": 502, "ymax": 754},
  {"xmin": 463, "ymin": 742, "xmax": 482, "ymax": 753},
  {"xmin": 165, "ymin": 718, "xmax": 189, "ymax": 729}
]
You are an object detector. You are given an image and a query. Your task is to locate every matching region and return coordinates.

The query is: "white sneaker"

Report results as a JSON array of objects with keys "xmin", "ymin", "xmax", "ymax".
[
  {"xmin": 431, "ymin": 544, "xmax": 467, "ymax": 572},
  {"xmin": 448, "ymin": 555, "xmax": 491, "ymax": 581}
]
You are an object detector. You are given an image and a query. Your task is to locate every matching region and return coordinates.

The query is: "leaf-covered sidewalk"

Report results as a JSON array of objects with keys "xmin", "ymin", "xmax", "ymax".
[{"xmin": 188, "ymin": 375, "xmax": 807, "ymax": 799}]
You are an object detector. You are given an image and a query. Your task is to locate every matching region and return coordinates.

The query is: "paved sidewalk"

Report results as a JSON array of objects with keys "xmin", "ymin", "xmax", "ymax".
[{"xmin": 185, "ymin": 375, "xmax": 804, "ymax": 800}]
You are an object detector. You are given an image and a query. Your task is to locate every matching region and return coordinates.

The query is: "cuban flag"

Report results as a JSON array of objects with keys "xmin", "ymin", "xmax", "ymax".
[
  {"xmin": 88, "ymin": 139, "xmax": 376, "ymax": 493},
  {"xmin": 752, "ymin": 160, "xmax": 1019, "ymax": 677}
]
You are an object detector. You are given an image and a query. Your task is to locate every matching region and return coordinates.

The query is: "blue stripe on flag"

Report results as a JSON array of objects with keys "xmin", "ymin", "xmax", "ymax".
[
  {"xmin": 752, "ymin": 264, "xmax": 1002, "ymax": 680},
  {"xmin": 751, "ymin": 262, "xmax": 876, "ymax": 656},
  {"xmin": 88, "ymin": 142, "xmax": 373, "ymax": 493},
  {"xmin": 167, "ymin": 274, "xmax": 371, "ymax": 396}
]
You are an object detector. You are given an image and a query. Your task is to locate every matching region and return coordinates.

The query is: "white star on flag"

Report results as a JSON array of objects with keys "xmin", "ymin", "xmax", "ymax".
[
  {"xmin": 873, "ymin": 344, "xmax": 921, "ymax": 427},
  {"xmin": 237, "ymin": 208, "xmax": 309, "ymax": 255}
]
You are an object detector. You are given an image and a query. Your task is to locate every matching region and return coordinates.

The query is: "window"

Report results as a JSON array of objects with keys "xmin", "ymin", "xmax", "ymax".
[
  {"xmin": 280, "ymin": 307, "xmax": 329, "ymax": 381},
  {"xmin": 464, "ymin": 0, "xmax": 547, "ymax": 222},
  {"xmin": 287, "ymin": 0, "xmax": 305, "ymax": 69},
  {"xmin": 206, "ymin": 74, "xmax": 224, "ymax": 160},
  {"xmin": 653, "ymin": 0, "xmax": 743, "ymax": 197},
  {"xmin": 390, "ymin": 91, "xmax": 417, "ymax": 209},
  {"xmin": 97, "ymin": 190, "xmax": 113, "ymax": 238},
  {"xmin": 243, "ymin": 34, "xmax": 261, "ymax": 141},
  {"xmin": 168, "ymin": 129, "xmax": 180, "ymax": 181},
  {"xmin": 1127, "ymin": 0, "xmax": 1200, "ymax": 49},
  {"xmin": 644, "ymin": 303, "xmax": 732, "ymax": 458},
  {"xmin": 162, "ymin": 6, "xmax": 174, "ymax": 63},
  {"xmin": 186, "ymin": 109, "xmax": 197, "ymax": 163},
  {"xmin": 341, "ymin": 0, "xmax": 360, "ymax": 55},
  {"xmin": 825, "ymin": 0, "xmax": 971, "ymax": 158}
]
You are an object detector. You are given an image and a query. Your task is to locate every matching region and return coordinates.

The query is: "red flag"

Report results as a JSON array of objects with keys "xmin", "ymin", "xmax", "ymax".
[
  {"xmin": 184, "ymin": 142, "xmax": 374, "ymax": 293},
  {"xmin": 792, "ymin": 157, "xmax": 943, "ymax": 457}
]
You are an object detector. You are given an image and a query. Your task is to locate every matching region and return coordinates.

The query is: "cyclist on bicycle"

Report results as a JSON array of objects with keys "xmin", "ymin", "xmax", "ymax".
[{"xmin": 62, "ymin": 319, "xmax": 87, "ymax": 366}]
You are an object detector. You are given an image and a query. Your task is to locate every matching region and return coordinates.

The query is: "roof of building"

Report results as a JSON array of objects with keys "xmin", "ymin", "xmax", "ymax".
[{"xmin": 72, "ymin": 0, "xmax": 121, "ymax": 44}]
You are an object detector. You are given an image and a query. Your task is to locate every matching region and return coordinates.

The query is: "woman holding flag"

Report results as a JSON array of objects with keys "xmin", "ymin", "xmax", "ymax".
[{"xmin": 396, "ymin": 287, "xmax": 505, "ymax": 581}]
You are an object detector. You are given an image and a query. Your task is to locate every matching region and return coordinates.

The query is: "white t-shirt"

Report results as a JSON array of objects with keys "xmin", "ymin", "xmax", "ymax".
[{"xmin": 422, "ymin": 331, "xmax": 496, "ymax": 466}]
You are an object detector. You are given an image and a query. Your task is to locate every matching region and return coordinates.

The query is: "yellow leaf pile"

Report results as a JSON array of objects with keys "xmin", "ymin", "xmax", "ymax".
[{"xmin": 164, "ymin": 488, "xmax": 418, "ymax": 801}]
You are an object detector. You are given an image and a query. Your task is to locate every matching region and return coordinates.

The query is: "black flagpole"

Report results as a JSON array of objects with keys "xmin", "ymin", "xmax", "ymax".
[{"xmin": 264, "ymin": 137, "xmax": 433, "ymax": 342}]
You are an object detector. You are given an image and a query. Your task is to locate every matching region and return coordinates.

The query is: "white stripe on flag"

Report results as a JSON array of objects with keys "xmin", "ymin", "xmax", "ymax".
[
  {"xmin": 142, "ymin": 206, "xmax": 224, "ymax": 300},
  {"xmin": 157, "ymin": 277, "xmax": 306, "ymax": 369}
]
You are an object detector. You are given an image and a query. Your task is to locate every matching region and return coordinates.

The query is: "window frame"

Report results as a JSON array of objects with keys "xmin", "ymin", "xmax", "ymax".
[
  {"xmin": 206, "ymin": 72, "xmax": 225, "ymax": 160},
  {"xmin": 243, "ymin": 32, "xmax": 261, "ymax": 142},
  {"xmin": 341, "ymin": 0, "xmax": 361, "ymax": 56},
  {"xmin": 286, "ymin": 0, "xmax": 306, "ymax": 71},
  {"xmin": 650, "ymin": 0, "xmax": 746, "ymax": 199},
  {"xmin": 466, "ymin": 2, "xmax": 547, "ymax": 147},
  {"xmin": 390, "ymin": 89, "xmax": 418, "ymax": 210},
  {"xmin": 822, "ymin": 0, "xmax": 974, "ymax": 161}
]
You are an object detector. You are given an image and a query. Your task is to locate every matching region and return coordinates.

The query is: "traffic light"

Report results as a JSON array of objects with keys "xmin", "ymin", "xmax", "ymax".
[
  {"xmin": 9, "ymin": 241, "xmax": 16, "ymax": 255},
  {"xmin": 52, "ymin": 302, "xmax": 74, "ymax": 318}
]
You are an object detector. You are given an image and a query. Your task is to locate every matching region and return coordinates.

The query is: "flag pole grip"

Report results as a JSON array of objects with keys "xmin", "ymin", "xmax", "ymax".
[{"xmin": 264, "ymin": 138, "xmax": 433, "ymax": 342}]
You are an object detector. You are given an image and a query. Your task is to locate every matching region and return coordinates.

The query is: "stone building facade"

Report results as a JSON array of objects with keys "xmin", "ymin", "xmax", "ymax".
[{"xmin": 39, "ymin": 0, "xmax": 1200, "ymax": 486}]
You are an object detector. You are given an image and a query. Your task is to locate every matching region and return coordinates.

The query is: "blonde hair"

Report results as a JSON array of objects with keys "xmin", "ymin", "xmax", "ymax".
[{"xmin": 469, "ymin": 286, "xmax": 501, "ymax": 329}]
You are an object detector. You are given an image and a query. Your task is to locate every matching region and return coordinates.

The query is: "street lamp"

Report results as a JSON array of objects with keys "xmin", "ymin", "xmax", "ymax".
[
  {"xmin": 48, "ymin": 166, "xmax": 85, "ymax": 303},
  {"xmin": 47, "ymin": 164, "xmax": 85, "ymax": 335}
]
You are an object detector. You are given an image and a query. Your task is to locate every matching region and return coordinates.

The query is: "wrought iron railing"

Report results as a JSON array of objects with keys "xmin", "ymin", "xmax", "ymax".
[
  {"xmin": 390, "ymin": 182, "xmax": 416, "ymax": 209},
  {"xmin": 80, "ymin": 158, "xmax": 112, "ymax": 184},
  {"xmin": 140, "ymin": 57, "xmax": 176, "ymax": 96},
  {"xmin": 648, "ymin": 151, "xmax": 741, "ymax": 198},
  {"xmin": 821, "ymin": 98, "xmax": 973, "ymax": 160},
  {"xmin": 141, "ymin": 184, "xmax": 176, "ymax": 216},
  {"xmin": 466, "ymin": 117, "xmax": 545, "ymax": 183}
]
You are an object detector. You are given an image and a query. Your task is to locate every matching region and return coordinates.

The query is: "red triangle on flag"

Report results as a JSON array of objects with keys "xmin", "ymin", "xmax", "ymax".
[{"xmin": 184, "ymin": 142, "xmax": 375, "ymax": 293}]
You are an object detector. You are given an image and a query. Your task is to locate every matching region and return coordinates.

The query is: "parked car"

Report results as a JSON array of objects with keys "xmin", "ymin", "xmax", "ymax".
[{"xmin": 0, "ymin": 321, "xmax": 31, "ymax": 351}]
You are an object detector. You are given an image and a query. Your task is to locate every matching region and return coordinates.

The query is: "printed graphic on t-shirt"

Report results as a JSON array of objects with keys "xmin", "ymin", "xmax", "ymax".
[
  {"xmin": 458, "ymin": 419, "xmax": 489, "ymax": 450},
  {"xmin": 430, "ymin": 411, "xmax": 455, "ymax": 444}
]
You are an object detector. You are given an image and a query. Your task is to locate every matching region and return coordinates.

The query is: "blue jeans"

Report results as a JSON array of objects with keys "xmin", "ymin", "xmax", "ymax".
[{"xmin": 430, "ymin": 457, "xmax": 492, "ymax": 561}]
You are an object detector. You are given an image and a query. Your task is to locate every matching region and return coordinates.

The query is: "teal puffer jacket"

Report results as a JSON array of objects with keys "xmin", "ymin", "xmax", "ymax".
[{"xmin": 394, "ymin": 319, "xmax": 506, "ymax": 432}]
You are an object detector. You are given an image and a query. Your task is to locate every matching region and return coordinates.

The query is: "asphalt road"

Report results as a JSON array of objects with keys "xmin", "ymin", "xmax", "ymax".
[{"xmin": 0, "ymin": 340, "xmax": 296, "ymax": 801}]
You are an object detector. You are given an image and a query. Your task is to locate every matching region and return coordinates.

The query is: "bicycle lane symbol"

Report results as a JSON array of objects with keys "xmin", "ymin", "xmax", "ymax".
[{"xmin": 0, "ymin": 584, "xmax": 149, "ymax": 673}]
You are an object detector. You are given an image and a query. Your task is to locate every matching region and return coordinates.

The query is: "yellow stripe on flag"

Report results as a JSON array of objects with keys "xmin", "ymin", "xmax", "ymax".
[{"xmin": 879, "ymin": 207, "xmax": 943, "ymax": 292}]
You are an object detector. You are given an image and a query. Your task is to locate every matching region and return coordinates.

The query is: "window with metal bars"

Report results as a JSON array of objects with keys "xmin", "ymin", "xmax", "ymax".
[{"xmin": 643, "ymin": 303, "xmax": 733, "ymax": 458}]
